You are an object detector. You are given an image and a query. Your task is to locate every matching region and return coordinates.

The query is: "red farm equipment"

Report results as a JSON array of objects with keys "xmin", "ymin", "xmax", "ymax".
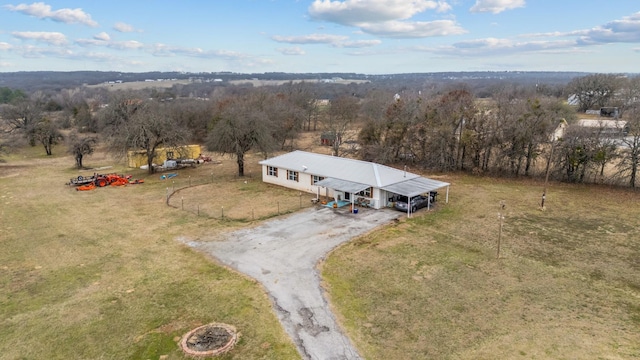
[{"xmin": 68, "ymin": 173, "xmax": 144, "ymax": 191}]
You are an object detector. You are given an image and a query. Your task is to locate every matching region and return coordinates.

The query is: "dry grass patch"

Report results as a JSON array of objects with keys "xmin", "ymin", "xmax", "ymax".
[
  {"xmin": 323, "ymin": 174, "xmax": 640, "ymax": 359},
  {"xmin": 0, "ymin": 146, "xmax": 300, "ymax": 359}
]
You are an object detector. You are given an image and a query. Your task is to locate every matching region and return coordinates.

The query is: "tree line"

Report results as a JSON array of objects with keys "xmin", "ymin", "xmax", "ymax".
[{"xmin": 1, "ymin": 73, "xmax": 640, "ymax": 188}]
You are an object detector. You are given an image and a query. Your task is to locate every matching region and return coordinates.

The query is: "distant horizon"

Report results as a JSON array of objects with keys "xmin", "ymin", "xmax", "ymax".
[
  {"xmin": 0, "ymin": 69, "xmax": 612, "ymax": 76},
  {"xmin": 0, "ymin": 1, "xmax": 639, "ymax": 74}
]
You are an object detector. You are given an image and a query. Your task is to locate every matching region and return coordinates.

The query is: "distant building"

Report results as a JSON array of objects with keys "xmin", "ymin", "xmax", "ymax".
[
  {"xmin": 577, "ymin": 119, "xmax": 629, "ymax": 137},
  {"xmin": 600, "ymin": 107, "xmax": 619, "ymax": 118},
  {"xmin": 320, "ymin": 132, "xmax": 340, "ymax": 146}
]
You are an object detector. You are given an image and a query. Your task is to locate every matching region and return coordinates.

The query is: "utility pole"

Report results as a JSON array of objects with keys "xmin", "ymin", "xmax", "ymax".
[
  {"xmin": 497, "ymin": 200, "xmax": 505, "ymax": 259},
  {"xmin": 542, "ymin": 131, "xmax": 558, "ymax": 210}
]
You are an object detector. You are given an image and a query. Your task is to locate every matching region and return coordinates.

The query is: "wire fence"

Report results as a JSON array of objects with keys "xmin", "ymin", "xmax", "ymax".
[{"xmin": 164, "ymin": 173, "xmax": 316, "ymax": 221}]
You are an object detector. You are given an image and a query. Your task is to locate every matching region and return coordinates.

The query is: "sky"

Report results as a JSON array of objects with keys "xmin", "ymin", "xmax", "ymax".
[{"xmin": 0, "ymin": 0, "xmax": 639, "ymax": 74}]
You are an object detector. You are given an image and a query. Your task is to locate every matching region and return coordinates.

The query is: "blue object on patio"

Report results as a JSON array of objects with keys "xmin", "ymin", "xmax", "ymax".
[
  {"xmin": 325, "ymin": 200, "xmax": 350, "ymax": 208},
  {"xmin": 161, "ymin": 173, "xmax": 178, "ymax": 180}
]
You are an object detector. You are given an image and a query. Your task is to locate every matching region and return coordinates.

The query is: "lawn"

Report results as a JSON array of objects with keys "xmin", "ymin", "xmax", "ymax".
[
  {"xmin": 3, "ymin": 141, "xmax": 640, "ymax": 360},
  {"xmin": 322, "ymin": 175, "xmax": 640, "ymax": 359},
  {"xmin": 0, "ymin": 146, "xmax": 301, "ymax": 359}
]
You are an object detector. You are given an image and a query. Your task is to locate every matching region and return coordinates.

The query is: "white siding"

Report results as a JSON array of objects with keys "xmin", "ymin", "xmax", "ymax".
[{"xmin": 262, "ymin": 165, "xmax": 335, "ymax": 199}]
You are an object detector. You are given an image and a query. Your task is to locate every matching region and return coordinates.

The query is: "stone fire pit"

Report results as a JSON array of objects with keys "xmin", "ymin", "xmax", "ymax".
[{"xmin": 180, "ymin": 323, "xmax": 238, "ymax": 357}]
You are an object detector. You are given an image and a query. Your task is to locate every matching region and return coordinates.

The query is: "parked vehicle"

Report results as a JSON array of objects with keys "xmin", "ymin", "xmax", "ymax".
[{"xmin": 393, "ymin": 191, "xmax": 437, "ymax": 213}]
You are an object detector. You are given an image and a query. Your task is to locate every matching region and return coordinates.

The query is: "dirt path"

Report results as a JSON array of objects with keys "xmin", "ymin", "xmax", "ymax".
[{"xmin": 185, "ymin": 206, "xmax": 400, "ymax": 360}]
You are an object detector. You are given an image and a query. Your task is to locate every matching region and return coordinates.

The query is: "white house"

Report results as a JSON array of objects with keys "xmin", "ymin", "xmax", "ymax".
[{"xmin": 259, "ymin": 151, "xmax": 449, "ymax": 213}]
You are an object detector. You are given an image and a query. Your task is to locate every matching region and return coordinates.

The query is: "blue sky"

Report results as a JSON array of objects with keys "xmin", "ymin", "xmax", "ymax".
[{"xmin": 0, "ymin": 1, "xmax": 639, "ymax": 74}]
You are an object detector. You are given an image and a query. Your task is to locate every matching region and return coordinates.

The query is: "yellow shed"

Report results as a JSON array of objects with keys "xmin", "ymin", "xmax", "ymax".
[{"xmin": 127, "ymin": 145, "xmax": 202, "ymax": 168}]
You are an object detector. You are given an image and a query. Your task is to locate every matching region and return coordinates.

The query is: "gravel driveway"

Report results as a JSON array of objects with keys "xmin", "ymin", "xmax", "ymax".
[{"xmin": 184, "ymin": 206, "xmax": 400, "ymax": 360}]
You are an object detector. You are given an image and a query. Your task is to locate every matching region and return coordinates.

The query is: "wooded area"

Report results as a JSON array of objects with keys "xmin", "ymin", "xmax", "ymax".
[{"xmin": 2, "ymin": 72, "xmax": 639, "ymax": 187}]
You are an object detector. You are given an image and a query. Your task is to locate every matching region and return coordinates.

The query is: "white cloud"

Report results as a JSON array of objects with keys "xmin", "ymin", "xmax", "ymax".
[
  {"xmin": 4, "ymin": 2, "xmax": 98, "ymax": 27},
  {"xmin": 113, "ymin": 22, "xmax": 141, "ymax": 33},
  {"xmin": 470, "ymin": 0, "xmax": 525, "ymax": 14},
  {"xmin": 94, "ymin": 32, "xmax": 111, "ymax": 41},
  {"xmin": 0, "ymin": 61, "xmax": 13, "ymax": 67},
  {"xmin": 0, "ymin": 42, "xmax": 13, "ymax": 50},
  {"xmin": 577, "ymin": 12, "xmax": 640, "ymax": 45},
  {"xmin": 75, "ymin": 38, "xmax": 105, "ymax": 47},
  {"xmin": 309, "ymin": 0, "xmax": 451, "ymax": 24},
  {"xmin": 16, "ymin": 44, "xmax": 73, "ymax": 58},
  {"xmin": 359, "ymin": 20, "xmax": 465, "ymax": 38},
  {"xmin": 76, "ymin": 37, "xmax": 144, "ymax": 50},
  {"xmin": 277, "ymin": 47, "xmax": 306, "ymax": 55},
  {"xmin": 272, "ymin": 34, "xmax": 349, "ymax": 44},
  {"xmin": 272, "ymin": 33, "xmax": 382, "ymax": 48},
  {"xmin": 335, "ymin": 39, "xmax": 382, "ymax": 48},
  {"xmin": 308, "ymin": 0, "xmax": 459, "ymax": 38},
  {"xmin": 149, "ymin": 43, "xmax": 249, "ymax": 60},
  {"xmin": 431, "ymin": 37, "xmax": 576, "ymax": 56},
  {"xmin": 109, "ymin": 40, "xmax": 144, "ymax": 50},
  {"xmin": 12, "ymin": 31, "xmax": 67, "ymax": 45}
]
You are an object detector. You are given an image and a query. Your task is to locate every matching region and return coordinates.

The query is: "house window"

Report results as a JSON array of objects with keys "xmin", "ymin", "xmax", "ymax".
[
  {"xmin": 311, "ymin": 175, "xmax": 325, "ymax": 185},
  {"xmin": 287, "ymin": 170, "xmax": 299, "ymax": 182},
  {"xmin": 267, "ymin": 166, "xmax": 278, "ymax": 177},
  {"xmin": 357, "ymin": 187, "xmax": 372, "ymax": 198}
]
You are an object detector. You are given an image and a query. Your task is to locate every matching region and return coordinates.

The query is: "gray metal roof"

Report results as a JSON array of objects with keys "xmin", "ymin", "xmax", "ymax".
[
  {"xmin": 259, "ymin": 150, "xmax": 420, "ymax": 188},
  {"xmin": 381, "ymin": 177, "xmax": 450, "ymax": 197},
  {"xmin": 315, "ymin": 178, "xmax": 370, "ymax": 194}
]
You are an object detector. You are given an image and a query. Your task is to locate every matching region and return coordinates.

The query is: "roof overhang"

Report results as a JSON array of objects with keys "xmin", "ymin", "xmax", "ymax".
[
  {"xmin": 381, "ymin": 177, "xmax": 450, "ymax": 198},
  {"xmin": 315, "ymin": 178, "xmax": 371, "ymax": 194}
]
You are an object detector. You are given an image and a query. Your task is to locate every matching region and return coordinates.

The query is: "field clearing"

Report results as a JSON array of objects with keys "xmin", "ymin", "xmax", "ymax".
[
  {"xmin": 0, "ymin": 146, "xmax": 301, "ymax": 359},
  {"xmin": 228, "ymin": 79, "xmax": 370, "ymax": 87},
  {"xmin": 323, "ymin": 175, "xmax": 640, "ymax": 359},
  {"xmin": 2, "ymin": 135, "xmax": 640, "ymax": 359},
  {"xmin": 85, "ymin": 79, "xmax": 192, "ymax": 91}
]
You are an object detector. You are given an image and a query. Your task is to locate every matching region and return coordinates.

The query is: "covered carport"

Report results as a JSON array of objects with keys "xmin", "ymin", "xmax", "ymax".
[
  {"xmin": 382, "ymin": 177, "xmax": 450, "ymax": 218},
  {"xmin": 315, "ymin": 178, "xmax": 370, "ymax": 212}
]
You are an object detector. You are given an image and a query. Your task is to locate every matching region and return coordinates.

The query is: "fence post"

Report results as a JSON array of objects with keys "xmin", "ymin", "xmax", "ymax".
[
  {"xmin": 221, "ymin": 206, "xmax": 224, "ymax": 219},
  {"xmin": 181, "ymin": 196, "xmax": 184, "ymax": 210},
  {"xmin": 189, "ymin": 175, "xmax": 191, "ymax": 187},
  {"xmin": 166, "ymin": 187, "xmax": 169, "ymax": 205},
  {"xmin": 252, "ymin": 209, "xmax": 254, "ymax": 221},
  {"xmin": 211, "ymin": 172, "xmax": 214, "ymax": 183}
]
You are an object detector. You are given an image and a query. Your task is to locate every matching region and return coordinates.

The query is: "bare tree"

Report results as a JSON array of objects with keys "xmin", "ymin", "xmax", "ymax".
[
  {"xmin": 0, "ymin": 97, "xmax": 42, "ymax": 145},
  {"xmin": 279, "ymin": 82, "xmax": 318, "ymax": 131},
  {"xmin": 103, "ymin": 99, "xmax": 188, "ymax": 174},
  {"xmin": 324, "ymin": 95, "xmax": 360, "ymax": 157},
  {"xmin": 67, "ymin": 130, "xmax": 97, "ymax": 169},
  {"xmin": 419, "ymin": 89, "xmax": 476, "ymax": 171},
  {"xmin": 567, "ymin": 73, "xmax": 621, "ymax": 112},
  {"xmin": 616, "ymin": 104, "xmax": 640, "ymax": 188},
  {"xmin": 205, "ymin": 91, "xmax": 277, "ymax": 176},
  {"xmin": 32, "ymin": 117, "xmax": 63, "ymax": 156},
  {"xmin": 267, "ymin": 92, "xmax": 305, "ymax": 150},
  {"xmin": 614, "ymin": 75, "xmax": 640, "ymax": 118}
]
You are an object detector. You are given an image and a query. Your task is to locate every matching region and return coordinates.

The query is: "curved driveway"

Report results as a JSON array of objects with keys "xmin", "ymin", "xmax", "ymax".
[{"xmin": 185, "ymin": 206, "xmax": 400, "ymax": 360}]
